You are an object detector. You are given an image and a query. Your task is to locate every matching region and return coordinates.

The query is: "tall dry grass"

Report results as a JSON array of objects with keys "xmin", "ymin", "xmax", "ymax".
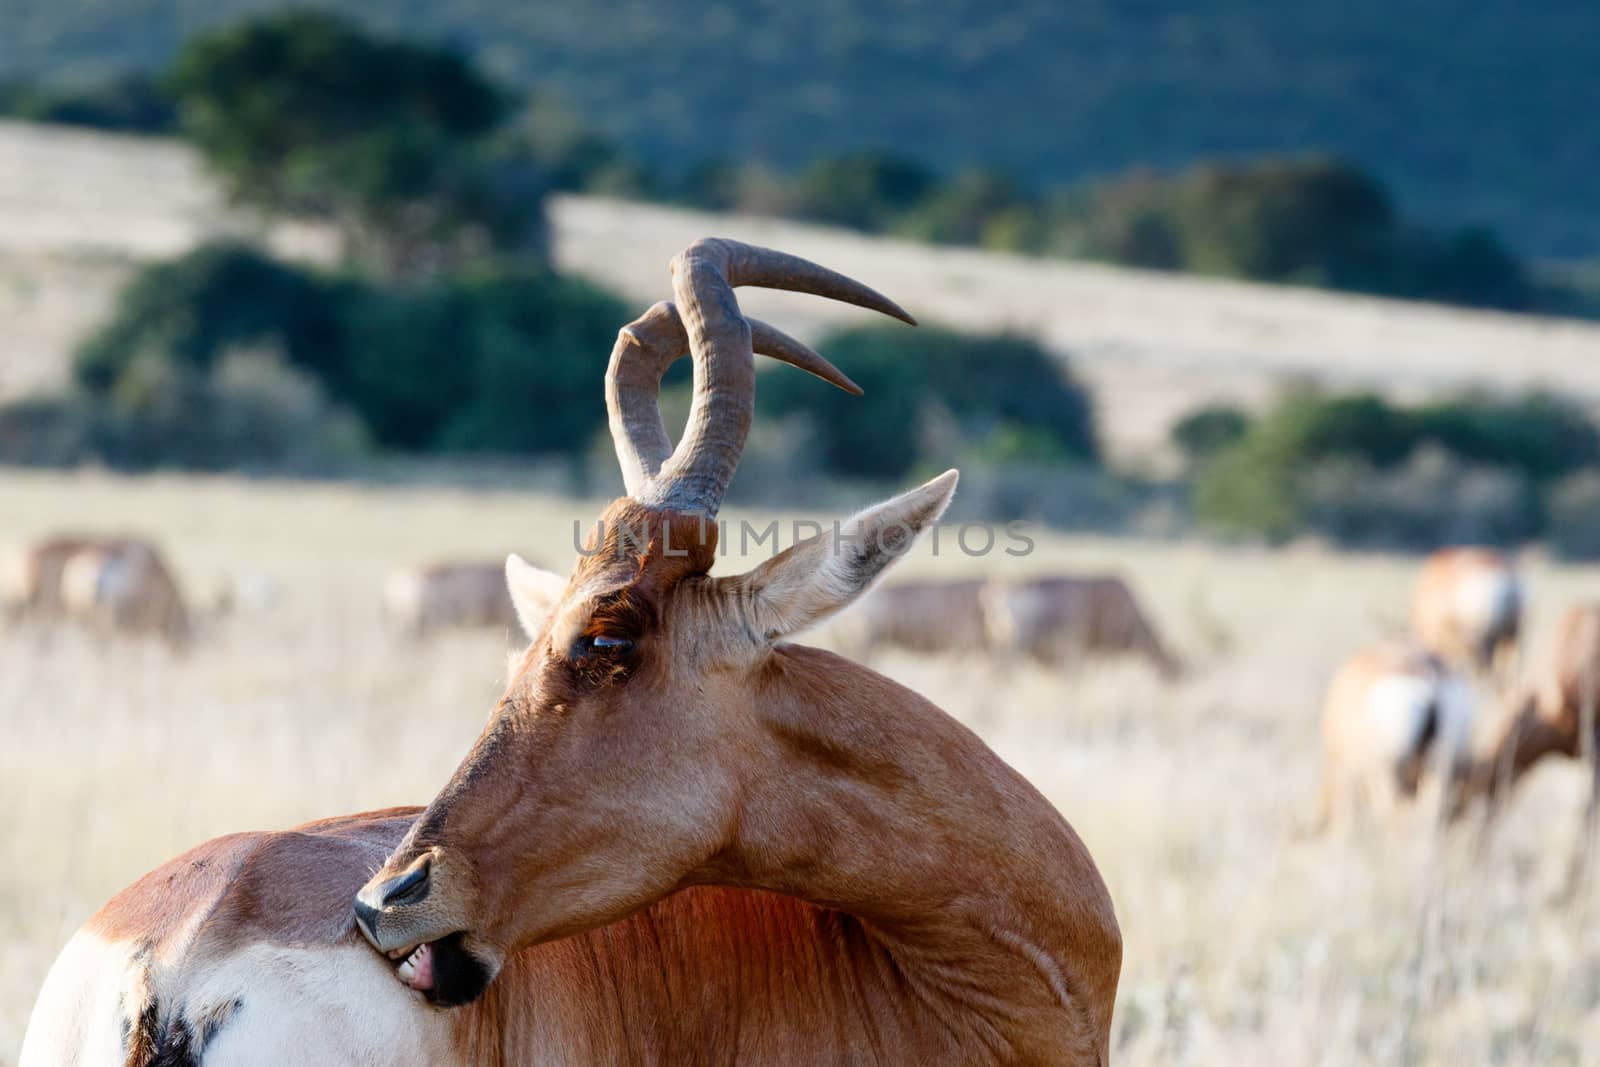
[{"xmin": 2, "ymin": 468, "xmax": 1598, "ymax": 1064}]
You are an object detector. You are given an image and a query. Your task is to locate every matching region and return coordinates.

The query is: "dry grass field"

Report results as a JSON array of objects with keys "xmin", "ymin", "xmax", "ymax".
[{"xmin": 3, "ymin": 467, "xmax": 1599, "ymax": 1064}]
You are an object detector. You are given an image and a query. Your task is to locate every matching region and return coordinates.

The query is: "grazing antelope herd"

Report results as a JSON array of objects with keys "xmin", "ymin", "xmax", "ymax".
[
  {"xmin": 1310, "ymin": 543, "xmax": 1600, "ymax": 850},
  {"xmin": 836, "ymin": 574, "xmax": 1182, "ymax": 680},
  {"xmin": 13, "ymin": 242, "xmax": 1600, "ymax": 1064}
]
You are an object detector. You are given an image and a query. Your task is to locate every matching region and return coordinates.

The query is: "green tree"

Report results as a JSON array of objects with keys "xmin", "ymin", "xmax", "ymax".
[
  {"xmin": 897, "ymin": 169, "xmax": 1038, "ymax": 248},
  {"xmin": 1170, "ymin": 405, "xmax": 1250, "ymax": 463},
  {"xmin": 791, "ymin": 153, "xmax": 937, "ymax": 231},
  {"xmin": 74, "ymin": 243, "xmax": 628, "ymax": 458},
  {"xmin": 167, "ymin": 12, "xmax": 536, "ymax": 277},
  {"xmin": 1173, "ymin": 157, "xmax": 1396, "ymax": 286}
]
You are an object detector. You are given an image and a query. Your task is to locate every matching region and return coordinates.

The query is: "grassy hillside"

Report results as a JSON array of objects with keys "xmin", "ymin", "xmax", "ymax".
[{"xmin": 3, "ymin": 0, "xmax": 1596, "ymax": 258}]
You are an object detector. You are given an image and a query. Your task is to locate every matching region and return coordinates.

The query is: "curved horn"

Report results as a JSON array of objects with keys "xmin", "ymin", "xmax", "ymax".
[
  {"xmin": 606, "ymin": 302, "xmax": 864, "ymax": 495},
  {"xmin": 620, "ymin": 238, "xmax": 912, "ymax": 516}
]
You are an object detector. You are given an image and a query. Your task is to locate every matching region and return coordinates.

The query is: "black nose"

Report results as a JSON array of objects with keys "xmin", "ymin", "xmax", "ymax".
[{"xmin": 353, "ymin": 895, "xmax": 383, "ymax": 937}]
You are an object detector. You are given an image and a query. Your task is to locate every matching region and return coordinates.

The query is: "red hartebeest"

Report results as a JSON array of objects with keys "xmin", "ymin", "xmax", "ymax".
[
  {"xmin": 3, "ymin": 535, "xmax": 191, "ymax": 648},
  {"xmin": 1470, "ymin": 603, "xmax": 1600, "ymax": 882},
  {"xmin": 983, "ymin": 576, "xmax": 1183, "ymax": 681},
  {"xmin": 1309, "ymin": 642, "xmax": 1474, "ymax": 833},
  {"xmin": 383, "ymin": 560, "xmax": 521, "ymax": 637},
  {"xmin": 1, "ymin": 535, "xmax": 91, "ymax": 621},
  {"xmin": 1410, "ymin": 546, "xmax": 1521, "ymax": 689},
  {"xmin": 834, "ymin": 574, "xmax": 1181, "ymax": 680},
  {"xmin": 23, "ymin": 240, "xmax": 1121, "ymax": 1066}
]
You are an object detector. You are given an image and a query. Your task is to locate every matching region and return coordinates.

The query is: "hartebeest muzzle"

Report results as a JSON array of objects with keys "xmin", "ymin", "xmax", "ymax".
[{"xmin": 353, "ymin": 851, "xmax": 496, "ymax": 1006}]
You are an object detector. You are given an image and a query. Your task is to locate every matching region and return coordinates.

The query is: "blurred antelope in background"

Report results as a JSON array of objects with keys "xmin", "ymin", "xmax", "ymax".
[
  {"xmin": 1310, "ymin": 642, "xmax": 1473, "ymax": 833},
  {"xmin": 3, "ymin": 535, "xmax": 190, "ymax": 648},
  {"xmin": 1471, "ymin": 602, "xmax": 1600, "ymax": 884},
  {"xmin": 1410, "ymin": 546, "xmax": 1521, "ymax": 690},
  {"xmin": 25, "ymin": 240, "xmax": 1121, "ymax": 1066},
  {"xmin": 831, "ymin": 577, "xmax": 990, "ymax": 660},
  {"xmin": 1, "ymin": 535, "xmax": 92, "ymax": 622},
  {"xmin": 383, "ymin": 560, "xmax": 521, "ymax": 637},
  {"xmin": 983, "ymin": 575, "xmax": 1183, "ymax": 681},
  {"xmin": 837, "ymin": 572, "xmax": 1182, "ymax": 680}
]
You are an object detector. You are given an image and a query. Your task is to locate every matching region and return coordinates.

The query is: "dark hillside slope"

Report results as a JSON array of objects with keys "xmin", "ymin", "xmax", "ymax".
[{"xmin": 4, "ymin": 0, "xmax": 1595, "ymax": 256}]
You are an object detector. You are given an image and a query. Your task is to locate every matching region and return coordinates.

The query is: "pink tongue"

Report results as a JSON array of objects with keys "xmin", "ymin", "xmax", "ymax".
[{"xmin": 408, "ymin": 944, "xmax": 435, "ymax": 992}]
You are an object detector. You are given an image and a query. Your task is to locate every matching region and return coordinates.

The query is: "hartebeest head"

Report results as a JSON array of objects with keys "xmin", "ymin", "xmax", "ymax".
[{"xmin": 354, "ymin": 239, "xmax": 957, "ymax": 1004}]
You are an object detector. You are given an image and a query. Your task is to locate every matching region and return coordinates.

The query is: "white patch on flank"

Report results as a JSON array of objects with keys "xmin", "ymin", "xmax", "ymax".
[
  {"xmin": 1364, "ymin": 674, "xmax": 1436, "ymax": 761},
  {"xmin": 20, "ymin": 936, "xmax": 466, "ymax": 1067},
  {"xmin": 187, "ymin": 942, "xmax": 464, "ymax": 1067},
  {"xmin": 1454, "ymin": 567, "xmax": 1519, "ymax": 633},
  {"xmin": 18, "ymin": 931, "xmax": 136, "ymax": 1067}
]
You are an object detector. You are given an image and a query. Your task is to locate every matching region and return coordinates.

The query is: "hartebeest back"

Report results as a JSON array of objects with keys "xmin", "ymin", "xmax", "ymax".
[{"xmin": 24, "ymin": 239, "xmax": 1121, "ymax": 1066}]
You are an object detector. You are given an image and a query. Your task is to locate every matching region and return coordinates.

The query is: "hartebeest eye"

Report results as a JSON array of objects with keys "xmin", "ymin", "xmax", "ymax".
[
  {"xmin": 572, "ymin": 633, "xmax": 636, "ymax": 663},
  {"xmin": 589, "ymin": 634, "xmax": 634, "ymax": 653}
]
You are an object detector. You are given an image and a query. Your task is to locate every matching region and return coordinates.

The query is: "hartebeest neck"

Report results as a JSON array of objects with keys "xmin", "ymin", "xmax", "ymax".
[{"xmin": 689, "ymin": 644, "xmax": 1121, "ymax": 1059}]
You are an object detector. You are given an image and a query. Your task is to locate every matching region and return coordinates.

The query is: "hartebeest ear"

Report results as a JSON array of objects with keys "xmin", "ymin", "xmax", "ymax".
[
  {"xmin": 727, "ymin": 469, "xmax": 958, "ymax": 642},
  {"xmin": 505, "ymin": 553, "xmax": 567, "ymax": 640}
]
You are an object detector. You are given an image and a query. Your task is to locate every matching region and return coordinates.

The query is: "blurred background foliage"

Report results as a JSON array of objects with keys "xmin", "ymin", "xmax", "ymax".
[
  {"xmin": 4, "ymin": 9, "xmax": 1600, "ymax": 553},
  {"xmin": 4, "ymin": 0, "xmax": 1597, "ymax": 259},
  {"xmin": 1183, "ymin": 390, "xmax": 1600, "ymax": 552}
]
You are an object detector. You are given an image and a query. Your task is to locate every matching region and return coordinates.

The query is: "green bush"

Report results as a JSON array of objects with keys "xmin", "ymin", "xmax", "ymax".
[
  {"xmin": 1299, "ymin": 448, "xmax": 1538, "ymax": 549},
  {"xmin": 1170, "ymin": 405, "xmax": 1251, "ymax": 464},
  {"xmin": 72, "ymin": 243, "xmax": 629, "ymax": 462},
  {"xmin": 791, "ymin": 153, "xmax": 937, "ymax": 231},
  {"xmin": 94, "ymin": 346, "xmax": 368, "ymax": 472},
  {"xmin": 1189, "ymin": 388, "xmax": 1600, "ymax": 545},
  {"xmin": 758, "ymin": 325, "xmax": 1096, "ymax": 480},
  {"xmin": 896, "ymin": 170, "xmax": 1037, "ymax": 248},
  {"xmin": 75, "ymin": 242, "xmax": 348, "ymax": 393},
  {"xmin": 424, "ymin": 270, "xmax": 627, "ymax": 453},
  {"xmin": 0, "ymin": 396, "xmax": 99, "ymax": 467},
  {"xmin": 1171, "ymin": 158, "xmax": 1395, "ymax": 287},
  {"xmin": 2, "ymin": 348, "xmax": 366, "ymax": 473},
  {"xmin": 1410, "ymin": 392, "xmax": 1599, "ymax": 481},
  {"xmin": 0, "ymin": 72, "xmax": 177, "ymax": 133}
]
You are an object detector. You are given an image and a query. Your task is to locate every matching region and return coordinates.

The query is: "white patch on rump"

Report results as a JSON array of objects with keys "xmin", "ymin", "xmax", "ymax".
[
  {"xmin": 19, "ymin": 932, "xmax": 133, "ymax": 1067},
  {"xmin": 1364, "ymin": 674, "xmax": 1437, "ymax": 761},
  {"xmin": 20, "ymin": 936, "xmax": 465, "ymax": 1067},
  {"xmin": 188, "ymin": 943, "xmax": 463, "ymax": 1067},
  {"xmin": 1453, "ymin": 567, "xmax": 1519, "ymax": 633}
]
